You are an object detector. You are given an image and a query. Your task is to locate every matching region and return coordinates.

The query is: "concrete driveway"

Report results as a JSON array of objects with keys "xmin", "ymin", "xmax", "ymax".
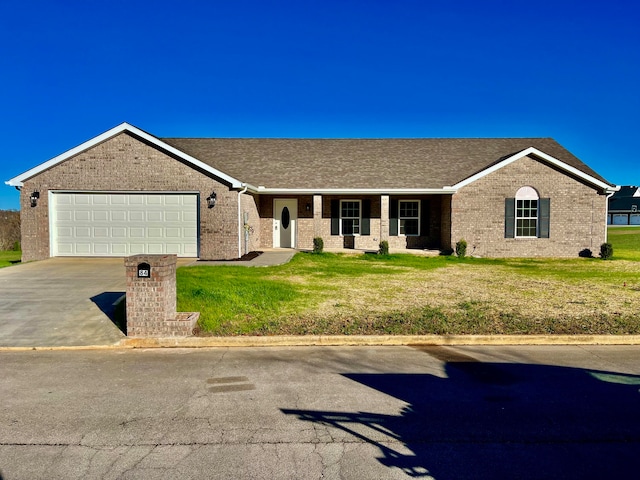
[{"xmin": 0, "ymin": 258, "xmax": 129, "ymax": 347}]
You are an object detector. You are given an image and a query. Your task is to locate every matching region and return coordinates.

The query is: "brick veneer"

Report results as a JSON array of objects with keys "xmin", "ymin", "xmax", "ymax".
[
  {"xmin": 450, "ymin": 155, "xmax": 608, "ymax": 257},
  {"xmin": 20, "ymin": 133, "xmax": 241, "ymax": 261},
  {"xmin": 20, "ymin": 133, "xmax": 608, "ymax": 261},
  {"xmin": 124, "ymin": 254, "xmax": 198, "ymax": 337}
]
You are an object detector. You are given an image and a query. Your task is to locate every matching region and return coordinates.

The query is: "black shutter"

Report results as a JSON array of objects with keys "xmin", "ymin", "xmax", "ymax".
[
  {"xmin": 505, "ymin": 198, "xmax": 515, "ymax": 238},
  {"xmin": 361, "ymin": 199, "xmax": 371, "ymax": 236},
  {"xmin": 331, "ymin": 200, "xmax": 340, "ymax": 235},
  {"xmin": 389, "ymin": 199, "xmax": 398, "ymax": 236},
  {"xmin": 420, "ymin": 199, "xmax": 429, "ymax": 236},
  {"xmin": 539, "ymin": 198, "xmax": 550, "ymax": 238}
]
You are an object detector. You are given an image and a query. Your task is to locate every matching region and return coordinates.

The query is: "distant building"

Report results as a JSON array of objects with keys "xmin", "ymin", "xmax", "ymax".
[{"xmin": 608, "ymin": 186, "xmax": 640, "ymax": 225}]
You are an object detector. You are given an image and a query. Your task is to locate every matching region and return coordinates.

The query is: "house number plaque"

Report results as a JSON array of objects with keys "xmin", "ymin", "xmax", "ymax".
[{"xmin": 137, "ymin": 262, "xmax": 151, "ymax": 278}]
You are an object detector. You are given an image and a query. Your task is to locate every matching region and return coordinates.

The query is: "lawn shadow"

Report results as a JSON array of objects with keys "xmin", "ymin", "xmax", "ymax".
[
  {"xmin": 283, "ymin": 347, "xmax": 640, "ymax": 479},
  {"xmin": 90, "ymin": 291, "xmax": 126, "ymax": 334}
]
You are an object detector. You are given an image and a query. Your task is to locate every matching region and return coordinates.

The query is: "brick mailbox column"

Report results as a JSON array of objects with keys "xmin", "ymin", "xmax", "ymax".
[{"xmin": 124, "ymin": 254, "xmax": 199, "ymax": 337}]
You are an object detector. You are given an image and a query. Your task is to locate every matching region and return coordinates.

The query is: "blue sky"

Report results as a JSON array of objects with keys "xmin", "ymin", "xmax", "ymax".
[{"xmin": 1, "ymin": 0, "xmax": 639, "ymax": 209}]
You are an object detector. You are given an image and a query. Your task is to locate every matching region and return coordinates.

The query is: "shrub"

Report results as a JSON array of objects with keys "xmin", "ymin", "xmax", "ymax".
[
  {"xmin": 378, "ymin": 240, "xmax": 389, "ymax": 255},
  {"xmin": 455, "ymin": 239, "xmax": 467, "ymax": 258},
  {"xmin": 578, "ymin": 248, "xmax": 593, "ymax": 258},
  {"xmin": 312, "ymin": 237, "xmax": 324, "ymax": 254},
  {"xmin": 599, "ymin": 242, "xmax": 613, "ymax": 260}
]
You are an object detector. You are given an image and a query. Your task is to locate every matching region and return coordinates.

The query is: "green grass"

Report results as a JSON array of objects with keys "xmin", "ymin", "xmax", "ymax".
[
  {"xmin": 175, "ymin": 230, "xmax": 640, "ymax": 336},
  {"xmin": 608, "ymin": 226, "xmax": 640, "ymax": 261},
  {"xmin": 0, "ymin": 250, "xmax": 21, "ymax": 268},
  {"xmin": 178, "ymin": 253, "xmax": 456, "ymax": 335}
]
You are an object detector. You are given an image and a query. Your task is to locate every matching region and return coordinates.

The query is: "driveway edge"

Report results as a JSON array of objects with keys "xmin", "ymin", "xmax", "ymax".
[{"xmin": 2, "ymin": 334, "xmax": 640, "ymax": 351}]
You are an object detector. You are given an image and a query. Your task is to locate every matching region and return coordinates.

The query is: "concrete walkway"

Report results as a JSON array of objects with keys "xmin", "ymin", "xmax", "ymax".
[{"xmin": 186, "ymin": 248, "xmax": 297, "ymax": 267}]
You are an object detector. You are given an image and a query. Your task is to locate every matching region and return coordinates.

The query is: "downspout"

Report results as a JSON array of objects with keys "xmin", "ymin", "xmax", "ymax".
[
  {"xmin": 605, "ymin": 189, "xmax": 616, "ymax": 242},
  {"xmin": 238, "ymin": 184, "xmax": 248, "ymax": 258}
]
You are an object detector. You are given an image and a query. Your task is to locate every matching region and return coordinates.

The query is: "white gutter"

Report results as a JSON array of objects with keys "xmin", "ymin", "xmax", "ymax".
[
  {"xmin": 250, "ymin": 187, "xmax": 457, "ymax": 195},
  {"xmin": 237, "ymin": 184, "xmax": 248, "ymax": 258},
  {"xmin": 605, "ymin": 188, "xmax": 618, "ymax": 242}
]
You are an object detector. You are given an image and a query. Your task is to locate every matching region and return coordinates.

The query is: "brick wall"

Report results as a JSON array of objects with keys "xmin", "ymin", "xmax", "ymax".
[
  {"xmin": 240, "ymin": 193, "xmax": 261, "ymax": 254},
  {"xmin": 20, "ymin": 132, "xmax": 240, "ymax": 261},
  {"xmin": 450, "ymin": 155, "xmax": 608, "ymax": 257}
]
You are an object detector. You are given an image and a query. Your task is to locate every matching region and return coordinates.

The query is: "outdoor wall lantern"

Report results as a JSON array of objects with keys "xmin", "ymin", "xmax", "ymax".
[
  {"xmin": 206, "ymin": 191, "xmax": 217, "ymax": 209},
  {"xmin": 305, "ymin": 203, "xmax": 311, "ymax": 212},
  {"xmin": 30, "ymin": 190, "xmax": 40, "ymax": 207}
]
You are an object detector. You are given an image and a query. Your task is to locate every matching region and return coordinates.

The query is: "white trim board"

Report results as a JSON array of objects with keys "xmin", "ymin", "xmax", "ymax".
[
  {"xmin": 448, "ymin": 147, "xmax": 616, "ymax": 192},
  {"xmin": 5, "ymin": 123, "xmax": 245, "ymax": 189}
]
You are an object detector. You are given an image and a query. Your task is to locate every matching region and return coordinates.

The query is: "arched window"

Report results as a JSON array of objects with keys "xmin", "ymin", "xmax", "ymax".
[
  {"xmin": 515, "ymin": 187, "xmax": 539, "ymax": 237},
  {"xmin": 505, "ymin": 188, "xmax": 550, "ymax": 239}
]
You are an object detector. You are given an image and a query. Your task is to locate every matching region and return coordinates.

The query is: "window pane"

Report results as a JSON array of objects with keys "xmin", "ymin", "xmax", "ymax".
[
  {"xmin": 399, "ymin": 201, "xmax": 420, "ymax": 236},
  {"xmin": 400, "ymin": 201, "xmax": 419, "ymax": 217},
  {"xmin": 515, "ymin": 198, "xmax": 538, "ymax": 237},
  {"xmin": 400, "ymin": 219, "xmax": 419, "ymax": 235},
  {"xmin": 342, "ymin": 219, "xmax": 353, "ymax": 235},
  {"xmin": 341, "ymin": 201, "xmax": 360, "ymax": 218}
]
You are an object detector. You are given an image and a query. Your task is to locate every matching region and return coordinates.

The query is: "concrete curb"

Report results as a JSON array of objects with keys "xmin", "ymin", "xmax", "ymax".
[{"xmin": 3, "ymin": 334, "xmax": 640, "ymax": 351}]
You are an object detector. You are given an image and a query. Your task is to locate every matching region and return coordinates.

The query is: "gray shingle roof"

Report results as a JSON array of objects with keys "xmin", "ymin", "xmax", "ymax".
[
  {"xmin": 609, "ymin": 186, "xmax": 640, "ymax": 211},
  {"xmin": 161, "ymin": 137, "xmax": 610, "ymax": 190}
]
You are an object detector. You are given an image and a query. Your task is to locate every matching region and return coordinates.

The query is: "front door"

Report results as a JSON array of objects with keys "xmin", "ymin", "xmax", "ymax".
[{"xmin": 273, "ymin": 199, "xmax": 297, "ymax": 248}]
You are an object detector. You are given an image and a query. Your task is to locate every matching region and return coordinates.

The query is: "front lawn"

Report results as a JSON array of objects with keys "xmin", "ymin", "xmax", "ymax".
[
  {"xmin": 178, "ymin": 228, "xmax": 640, "ymax": 336},
  {"xmin": 0, "ymin": 250, "xmax": 21, "ymax": 268}
]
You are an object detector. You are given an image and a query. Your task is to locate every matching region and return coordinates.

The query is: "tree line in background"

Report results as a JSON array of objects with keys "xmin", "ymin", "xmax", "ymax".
[{"xmin": 0, "ymin": 210, "xmax": 20, "ymax": 251}]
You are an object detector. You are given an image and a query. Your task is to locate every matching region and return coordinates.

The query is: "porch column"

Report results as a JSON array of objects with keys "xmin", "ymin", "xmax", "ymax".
[
  {"xmin": 313, "ymin": 194, "xmax": 322, "ymax": 237},
  {"xmin": 380, "ymin": 194, "xmax": 390, "ymax": 242}
]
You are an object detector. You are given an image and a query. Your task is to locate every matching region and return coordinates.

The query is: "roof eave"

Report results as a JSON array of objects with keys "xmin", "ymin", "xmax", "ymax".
[
  {"xmin": 450, "ymin": 147, "xmax": 617, "ymax": 193},
  {"xmin": 250, "ymin": 187, "xmax": 457, "ymax": 195},
  {"xmin": 5, "ymin": 122, "xmax": 246, "ymax": 189}
]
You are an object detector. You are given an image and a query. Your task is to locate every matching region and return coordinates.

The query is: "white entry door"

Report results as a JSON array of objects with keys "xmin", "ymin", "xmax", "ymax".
[{"xmin": 273, "ymin": 199, "xmax": 297, "ymax": 248}]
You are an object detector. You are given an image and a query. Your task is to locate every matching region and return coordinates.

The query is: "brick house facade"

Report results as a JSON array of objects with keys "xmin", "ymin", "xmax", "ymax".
[{"xmin": 6, "ymin": 123, "xmax": 616, "ymax": 261}]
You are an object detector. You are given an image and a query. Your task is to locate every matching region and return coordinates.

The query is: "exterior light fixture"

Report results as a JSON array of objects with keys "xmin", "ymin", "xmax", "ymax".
[
  {"xmin": 306, "ymin": 203, "xmax": 311, "ymax": 212},
  {"xmin": 206, "ymin": 191, "xmax": 217, "ymax": 208},
  {"xmin": 30, "ymin": 191, "xmax": 40, "ymax": 207}
]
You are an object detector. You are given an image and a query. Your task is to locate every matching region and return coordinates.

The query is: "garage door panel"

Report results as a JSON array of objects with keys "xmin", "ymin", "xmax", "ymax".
[
  {"xmin": 75, "ymin": 211, "xmax": 90, "ymax": 221},
  {"xmin": 112, "ymin": 244, "xmax": 128, "ymax": 255},
  {"xmin": 93, "ymin": 210, "xmax": 109, "ymax": 221},
  {"xmin": 146, "ymin": 212, "xmax": 163, "ymax": 222},
  {"xmin": 52, "ymin": 193, "xmax": 198, "ymax": 257},
  {"xmin": 94, "ymin": 244, "xmax": 110, "ymax": 255},
  {"xmin": 129, "ymin": 211, "xmax": 144, "ymax": 222},
  {"xmin": 94, "ymin": 227, "xmax": 109, "ymax": 237},
  {"xmin": 112, "ymin": 210, "xmax": 127, "ymax": 221}
]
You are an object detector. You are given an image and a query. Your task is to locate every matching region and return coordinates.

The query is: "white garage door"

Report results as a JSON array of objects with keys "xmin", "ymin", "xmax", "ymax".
[{"xmin": 52, "ymin": 193, "xmax": 198, "ymax": 257}]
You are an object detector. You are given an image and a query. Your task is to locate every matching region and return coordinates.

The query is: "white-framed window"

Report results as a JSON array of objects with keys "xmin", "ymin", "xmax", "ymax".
[
  {"xmin": 399, "ymin": 200, "xmax": 420, "ymax": 236},
  {"xmin": 515, "ymin": 186, "xmax": 539, "ymax": 238},
  {"xmin": 340, "ymin": 200, "xmax": 360, "ymax": 235}
]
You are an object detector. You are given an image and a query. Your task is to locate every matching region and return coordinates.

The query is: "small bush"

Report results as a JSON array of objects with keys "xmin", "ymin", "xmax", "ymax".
[
  {"xmin": 578, "ymin": 248, "xmax": 593, "ymax": 258},
  {"xmin": 312, "ymin": 237, "xmax": 324, "ymax": 254},
  {"xmin": 455, "ymin": 239, "xmax": 467, "ymax": 258},
  {"xmin": 12, "ymin": 241, "xmax": 20, "ymax": 251},
  {"xmin": 599, "ymin": 242, "xmax": 613, "ymax": 260},
  {"xmin": 378, "ymin": 240, "xmax": 389, "ymax": 255}
]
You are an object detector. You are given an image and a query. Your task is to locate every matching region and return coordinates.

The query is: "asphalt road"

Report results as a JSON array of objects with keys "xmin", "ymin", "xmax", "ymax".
[{"xmin": 1, "ymin": 345, "xmax": 639, "ymax": 479}]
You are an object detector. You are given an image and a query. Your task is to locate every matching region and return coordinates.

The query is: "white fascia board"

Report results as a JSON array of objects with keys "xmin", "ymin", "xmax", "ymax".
[
  {"xmin": 250, "ymin": 187, "xmax": 457, "ymax": 195},
  {"xmin": 5, "ymin": 122, "xmax": 245, "ymax": 189},
  {"xmin": 449, "ymin": 147, "xmax": 616, "ymax": 192}
]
